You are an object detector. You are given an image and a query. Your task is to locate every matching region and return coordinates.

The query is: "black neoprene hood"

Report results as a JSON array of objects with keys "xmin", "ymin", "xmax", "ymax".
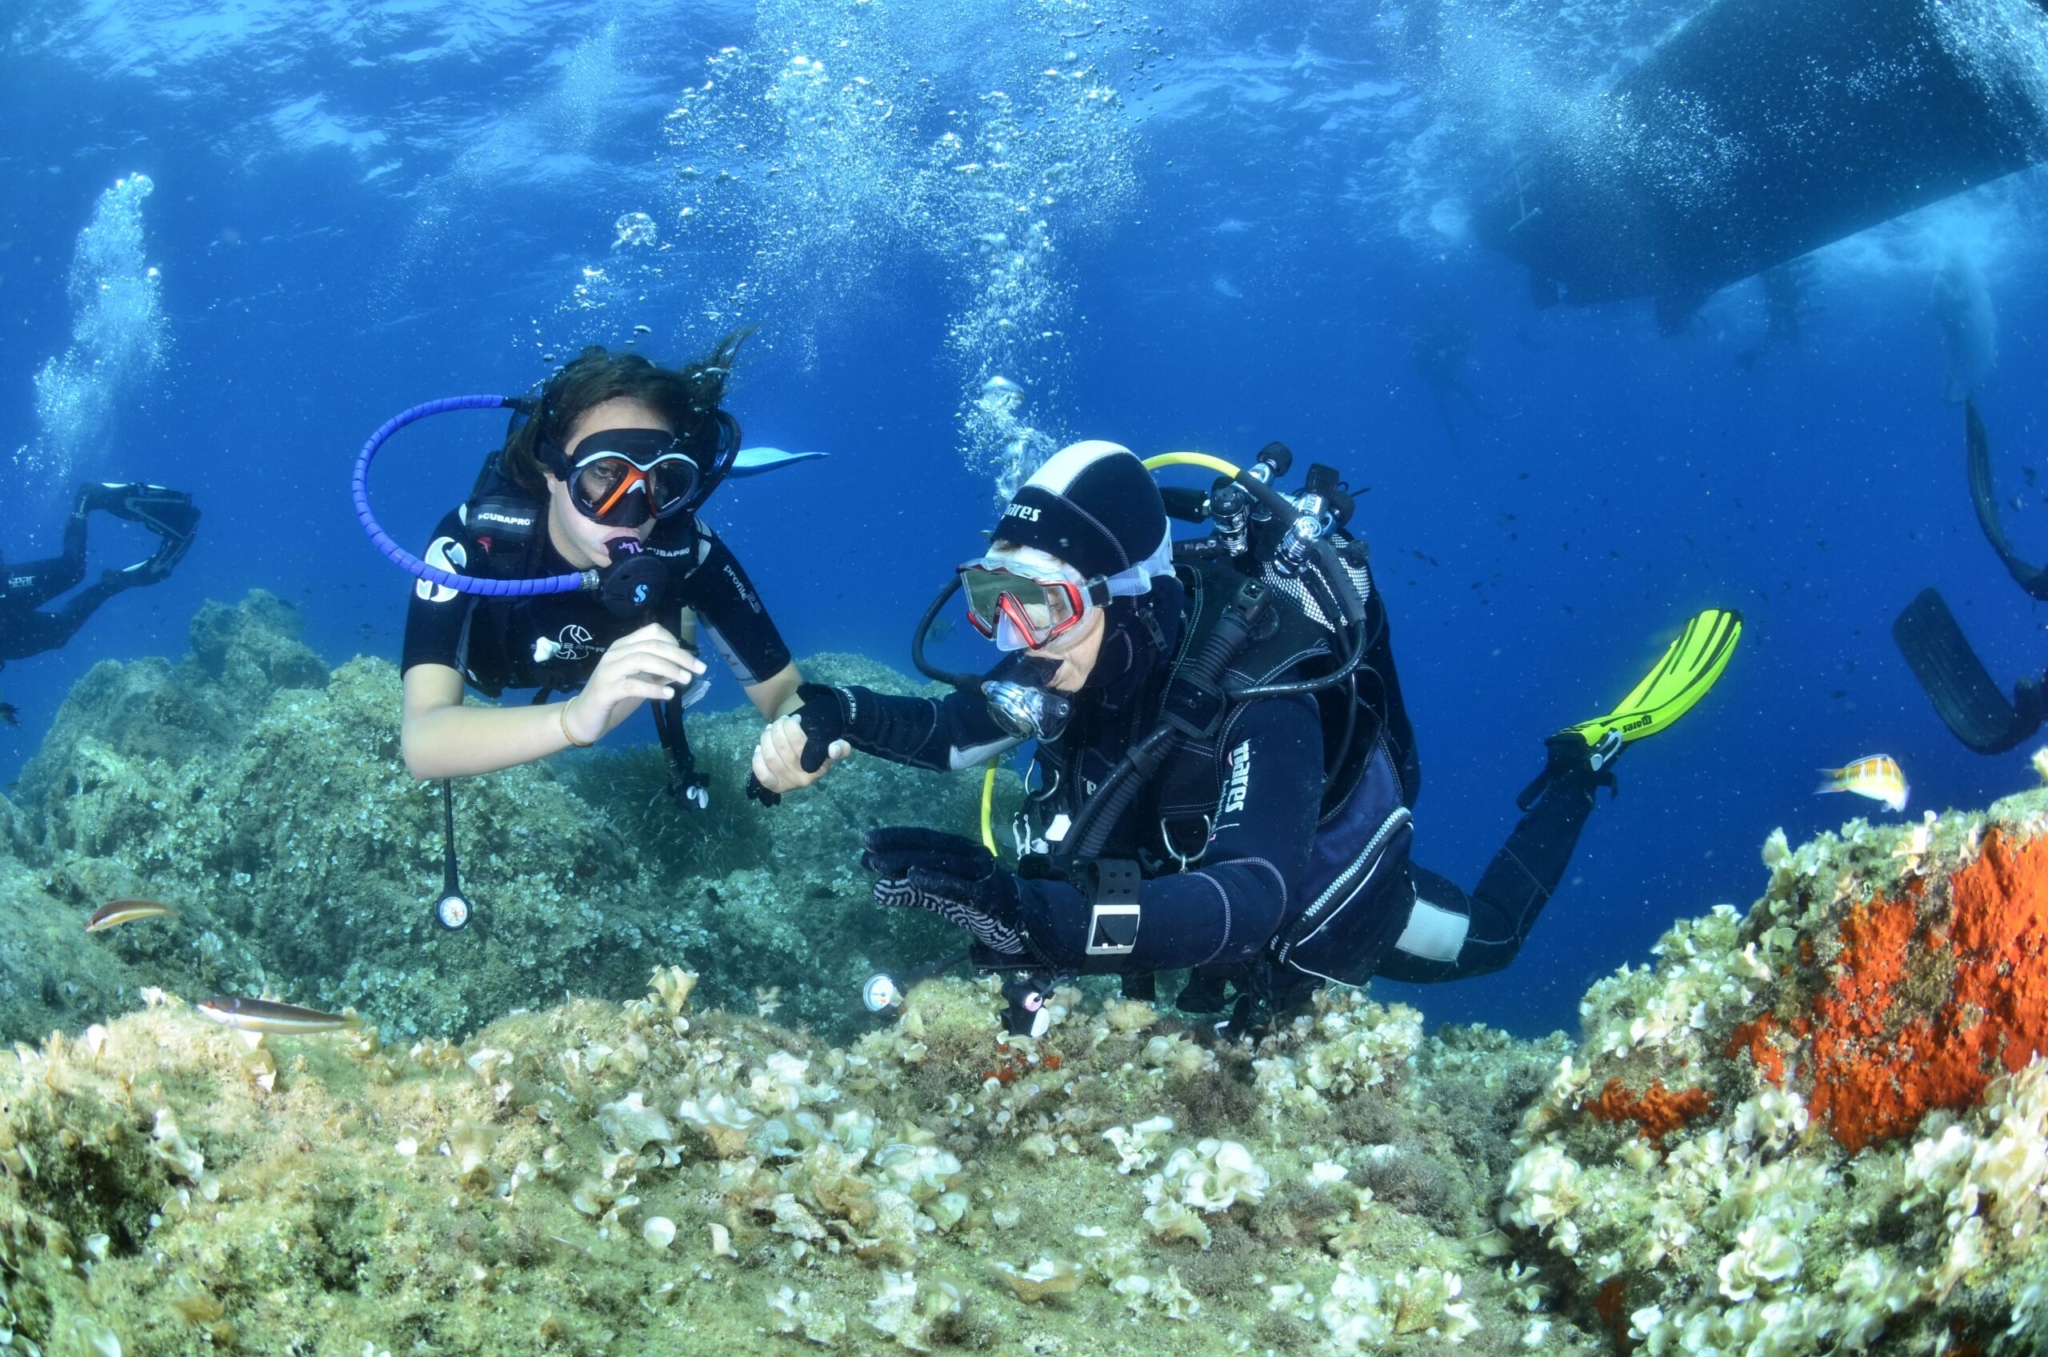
[{"xmin": 991, "ymin": 442, "xmax": 1167, "ymax": 581}]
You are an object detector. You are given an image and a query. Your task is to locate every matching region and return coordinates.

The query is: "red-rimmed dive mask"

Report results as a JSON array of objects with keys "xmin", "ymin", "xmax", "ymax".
[{"xmin": 959, "ymin": 557, "xmax": 1108, "ymax": 651}]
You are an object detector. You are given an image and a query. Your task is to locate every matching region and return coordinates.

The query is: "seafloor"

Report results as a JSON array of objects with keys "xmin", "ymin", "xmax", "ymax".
[{"xmin": 1, "ymin": 593, "xmax": 2045, "ymax": 1355}]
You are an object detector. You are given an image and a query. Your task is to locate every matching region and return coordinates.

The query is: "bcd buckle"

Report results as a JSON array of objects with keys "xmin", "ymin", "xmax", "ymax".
[{"xmin": 1084, "ymin": 858, "xmax": 1142, "ymax": 957}]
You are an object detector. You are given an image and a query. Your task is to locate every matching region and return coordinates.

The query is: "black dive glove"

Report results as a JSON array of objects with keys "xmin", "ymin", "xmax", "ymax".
[
  {"xmin": 861, "ymin": 827, "xmax": 1026, "ymax": 955},
  {"xmin": 747, "ymin": 684, "xmax": 872, "ymax": 808},
  {"xmin": 790, "ymin": 683, "xmax": 865, "ymax": 771},
  {"xmin": 1516, "ymin": 733, "xmax": 1620, "ymax": 812}
]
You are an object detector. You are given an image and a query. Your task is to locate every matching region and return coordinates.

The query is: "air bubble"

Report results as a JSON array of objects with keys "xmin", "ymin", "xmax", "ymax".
[
  {"xmin": 658, "ymin": 0, "xmax": 1137, "ymax": 496},
  {"xmin": 612, "ymin": 212, "xmax": 658, "ymax": 249}
]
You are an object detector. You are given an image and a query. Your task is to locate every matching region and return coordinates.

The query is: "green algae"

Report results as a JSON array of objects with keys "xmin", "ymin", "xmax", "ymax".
[
  {"xmin": 1, "ymin": 592, "xmax": 1008, "ymax": 1045},
  {"xmin": 0, "ymin": 974, "xmax": 1586, "ymax": 1356}
]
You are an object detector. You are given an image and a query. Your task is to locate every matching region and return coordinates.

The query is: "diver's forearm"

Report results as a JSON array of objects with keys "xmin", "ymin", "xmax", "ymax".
[
  {"xmin": 401, "ymin": 700, "xmax": 592, "ymax": 779},
  {"xmin": 747, "ymin": 662, "xmax": 804, "ymax": 719}
]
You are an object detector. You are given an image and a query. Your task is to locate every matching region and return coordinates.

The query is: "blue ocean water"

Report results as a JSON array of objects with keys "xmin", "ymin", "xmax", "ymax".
[{"xmin": 1, "ymin": 0, "xmax": 2044, "ymax": 1040}]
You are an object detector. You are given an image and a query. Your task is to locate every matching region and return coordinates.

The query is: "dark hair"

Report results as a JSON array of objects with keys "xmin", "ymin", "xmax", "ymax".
[{"xmin": 502, "ymin": 328, "xmax": 753, "ymax": 494}]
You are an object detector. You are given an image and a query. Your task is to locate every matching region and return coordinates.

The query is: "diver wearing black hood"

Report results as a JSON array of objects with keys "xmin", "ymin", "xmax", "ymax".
[{"xmin": 754, "ymin": 440, "xmax": 1741, "ymax": 1026}]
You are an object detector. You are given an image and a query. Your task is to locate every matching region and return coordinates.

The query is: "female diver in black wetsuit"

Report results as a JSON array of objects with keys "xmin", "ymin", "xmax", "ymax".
[{"xmin": 395, "ymin": 336, "xmax": 842, "ymax": 809}]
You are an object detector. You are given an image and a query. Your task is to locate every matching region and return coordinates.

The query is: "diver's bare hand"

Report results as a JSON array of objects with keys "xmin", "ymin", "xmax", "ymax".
[
  {"xmin": 563, "ymin": 623, "xmax": 706, "ymax": 744},
  {"xmin": 751, "ymin": 714, "xmax": 852, "ymax": 794}
]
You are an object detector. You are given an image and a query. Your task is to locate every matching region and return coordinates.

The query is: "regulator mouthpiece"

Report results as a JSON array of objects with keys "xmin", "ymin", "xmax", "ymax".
[
  {"xmin": 983, "ymin": 680, "xmax": 1073, "ymax": 743},
  {"xmin": 600, "ymin": 537, "xmax": 669, "ymax": 618}
]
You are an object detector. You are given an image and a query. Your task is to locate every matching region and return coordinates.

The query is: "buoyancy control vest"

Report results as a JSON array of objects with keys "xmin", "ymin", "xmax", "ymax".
[{"xmin": 1030, "ymin": 528, "xmax": 1425, "ymax": 988}]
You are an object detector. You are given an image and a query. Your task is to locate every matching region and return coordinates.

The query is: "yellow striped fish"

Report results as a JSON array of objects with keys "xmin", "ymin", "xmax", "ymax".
[{"xmin": 1816, "ymin": 755, "xmax": 1909, "ymax": 813}]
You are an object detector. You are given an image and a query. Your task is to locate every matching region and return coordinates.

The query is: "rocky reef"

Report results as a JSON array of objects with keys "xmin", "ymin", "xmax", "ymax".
[
  {"xmin": 0, "ymin": 969, "xmax": 1570, "ymax": 1357},
  {"xmin": 0, "ymin": 590, "xmax": 991, "ymax": 1044},
  {"xmin": 10, "ymin": 593, "xmax": 2048, "ymax": 1355}
]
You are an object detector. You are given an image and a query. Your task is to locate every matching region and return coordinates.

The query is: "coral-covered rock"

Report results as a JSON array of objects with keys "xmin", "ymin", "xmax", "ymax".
[
  {"xmin": 0, "ymin": 594, "xmax": 999, "ymax": 1042},
  {"xmin": 1804, "ymin": 825, "xmax": 2048, "ymax": 1152},
  {"xmin": 1504, "ymin": 788, "xmax": 2048, "ymax": 1355}
]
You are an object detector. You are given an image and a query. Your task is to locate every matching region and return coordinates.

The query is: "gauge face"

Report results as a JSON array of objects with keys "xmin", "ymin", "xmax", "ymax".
[
  {"xmin": 434, "ymin": 893, "xmax": 471, "ymax": 931},
  {"xmin": 861, "ymin": 973, "xmax": 900, "ymax": 1013}
]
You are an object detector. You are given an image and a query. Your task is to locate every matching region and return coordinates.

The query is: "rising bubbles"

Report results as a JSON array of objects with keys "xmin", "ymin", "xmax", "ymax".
[{"xmin": 26, "ymin": 174, "xmax": 166, "ymax": 482}]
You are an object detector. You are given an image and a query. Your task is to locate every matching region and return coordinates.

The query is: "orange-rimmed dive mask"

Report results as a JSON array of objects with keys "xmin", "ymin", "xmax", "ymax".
[{"xmin": 557, "ymin": 427, "xmax": 702, "ymax": 527}]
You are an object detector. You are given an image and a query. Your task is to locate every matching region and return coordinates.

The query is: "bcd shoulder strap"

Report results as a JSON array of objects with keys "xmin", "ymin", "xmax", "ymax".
[{"xmin": 459, "ymin": 450, "xmax": 545, "ymax": 573}]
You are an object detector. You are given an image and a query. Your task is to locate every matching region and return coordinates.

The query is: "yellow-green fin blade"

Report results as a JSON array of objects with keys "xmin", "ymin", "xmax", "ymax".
[{"xmin": 1562, "ymin": 608, "xmax": 1742, "ymax": 748}]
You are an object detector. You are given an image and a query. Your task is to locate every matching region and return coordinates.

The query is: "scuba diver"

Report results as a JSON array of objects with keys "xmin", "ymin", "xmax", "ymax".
[
  {"xmin": 1409, "ymin": 321, "xmax": 1497, "ymax": 450},
  {"xmin": 1, "ymin": 480, "xmax": 198, "ymax": 668},
  {"xmin": 393, "ymin": 335, "xmax": 826, "ymax": 810},
  {"xmin": 1893, "ymin": 400, "xmax": 2048, "ymax": 754},
  {"xmin": 750, "ymin": 439, "xmax": 1740, "ymax": 1032}
]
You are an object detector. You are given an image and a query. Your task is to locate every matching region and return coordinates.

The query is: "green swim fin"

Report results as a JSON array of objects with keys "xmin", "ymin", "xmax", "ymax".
[
  {"xmin": 1560, "ymin": 607, "xmax": 1743, "ymax": 765},
  {"xmin": 1517, "ymin": 608, "xmax": 1742, "ymax": 810}
]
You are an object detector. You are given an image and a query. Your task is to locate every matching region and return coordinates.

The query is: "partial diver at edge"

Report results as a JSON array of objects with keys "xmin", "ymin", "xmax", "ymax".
[{"xmin": 1894, "ymin": 400, "xmax": 2048, "ymax": 755}]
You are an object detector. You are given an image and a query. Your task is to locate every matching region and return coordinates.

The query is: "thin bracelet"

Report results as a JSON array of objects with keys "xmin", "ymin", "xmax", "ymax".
[{"xmin": 559, "ymin": 703, "xmax": 594, "ymax": 749}]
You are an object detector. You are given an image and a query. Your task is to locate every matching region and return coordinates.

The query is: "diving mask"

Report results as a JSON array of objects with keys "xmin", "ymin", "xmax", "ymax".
[
  {"xmin": 960, "ymin": 556, "xmax": 1109, "ymax": 651},
  {"xmin": 556, "ymin": 427, "xmax": 705, "ymax": 528}
]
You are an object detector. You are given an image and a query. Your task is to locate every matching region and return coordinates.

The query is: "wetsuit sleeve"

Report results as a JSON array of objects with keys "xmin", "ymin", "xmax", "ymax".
[
  {"xmin": 1013, "ymin": 692, "xmax": 1324, "ymax": 972},
  {"xmin": 400, "ymin": 509, "xmax": 481, "ymax": 675},
  {"xmin": 682, "ymin": 525, "xmax": 792, "ymax": 686},
  {"xmin": 833, "ymin": 685, "xmax": 1021, "ymax": 772}
]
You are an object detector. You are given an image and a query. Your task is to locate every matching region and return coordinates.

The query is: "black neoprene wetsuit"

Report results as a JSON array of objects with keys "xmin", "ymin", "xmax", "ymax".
[
  {"xmin": 0, "ymin": 510, "xmax": 132, "ymax": 663},
  {"xmin": 838, "ymin": 585, "xmax": 1602, "ymax": 989},
  {"xmin": 400, "ymin": 509, "xmax": 792, "ymax": 697}
]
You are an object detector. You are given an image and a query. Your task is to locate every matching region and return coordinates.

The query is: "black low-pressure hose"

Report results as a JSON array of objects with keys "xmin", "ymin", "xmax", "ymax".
[
  {"xmin": 1059, "ymin": 581, "xmax": 1269, "ymax": 865},
  {"xmin": 1230, "ymin": 541, "xmax": 1376, "ymax": 700},
  {"xmin": 1325, "ymin": 671, "xmax": 1361, "ymax": 781},
  {"xmin": 912, "ymin": 576, "xmax": 984, "ymax": 694},
  {"xmin": 1057, "ymin": 724, "xmax": 1180, "ymax": 867}
]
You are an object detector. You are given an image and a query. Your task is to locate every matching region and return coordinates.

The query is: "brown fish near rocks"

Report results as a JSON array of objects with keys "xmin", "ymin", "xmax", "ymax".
[
  {"xmin": 196, "ymin": 996, "xmax": 360, "ymax": 1034},
  {"xmin": 84, "ymin": 898, "xmax": 178, "ymax": 932}
]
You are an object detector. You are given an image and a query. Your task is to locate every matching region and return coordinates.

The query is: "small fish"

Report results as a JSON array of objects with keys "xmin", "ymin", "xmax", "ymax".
[
  {"xmin": 196, "ymin": 996, "xmax": 360, "ymax": 1034},
  {"xmin": 0, "ymin": 702, "xmax": 16, "ymax": 727},
  {"xmin": 85, "ymin": 898, "xmax": 178, "ymax": 932},
  {"xmin": 1816, "ymin": 755, "xmax": 1909, "ymax": 813}
]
